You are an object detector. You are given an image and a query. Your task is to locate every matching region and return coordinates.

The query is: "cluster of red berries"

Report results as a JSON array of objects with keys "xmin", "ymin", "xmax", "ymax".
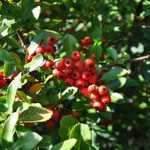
[
  {"xmin": 80, "ymin": 36, "xmax": 92, "ymax": 52},
  {"xmin": 52, "ymin": 51, "xmax": 98, "ymax": 88},
  {"xmin": 87, "ymin": 84, "xmax": 111, "ymax": 111},
  {"xmin": 27, "ymin": 36, "xmax": 57, "ymax": 70}
]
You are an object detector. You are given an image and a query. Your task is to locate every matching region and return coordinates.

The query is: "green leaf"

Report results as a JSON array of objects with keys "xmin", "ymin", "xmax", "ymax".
[
  {"xmin": 91, "ymin": 27, "xmax": 102, "ymax": 41},
  {"xmin": 59, "ymin": 116, "xmax": 79, "ymax": 140},
  {"xmin": 111, "ymin": 93, "xmax": 125, "ymax": 104},
  {"xmin": 5, "ymin": 37, "xmax": 20, "ymax": 48},
  {"xmin": 63, "ymin": 34, "xmax": 77, "ymax": 57},
  {"xmin": 16, "ymin": 91, "xmax": 29, "ymax": 102},
  {"xmin": 3, "ymin": 62, "xmax": 11, "ymax": 76},
  {"xmin": 102, "ymin": 68, "xmax": 128, "ymax": 82},
  {"xmin": 100, "ymin": 111, "xmax": 112, "ymax": 120},
  {"xmin": 1, "ymin": 112, "xmax": 18, "ymax": 146},
  {"xmin": 107, "ymin": 48, "xmax": 118, "ymax": 61},
  {"xmin": 7, "ymin": 73, "xmax": 22, "ymax": 114},
  {"xmin": 61, "ymin": 87, "xmax": 78, "ymax": 100},
  {"xmin": 51, "ymin": 139, "xmax": 77, "ymax": 150},
  {"xmin": 94, "ymin": 45, "xmax": 102, "ymax": 61},
  {"xmin": 9, "ymin": 132, "xmax": 42, "ymax": 150},
  {"xmin": 24, "ymin": 54, "xmax": 44, "ymax": 72},
  {"xmin": 38, "ymin": 135, "xmax": 51, "ymax": 148},
  {"xmin": 0, "ymin": 47, "xmax": 15, "ymax": 64},
  {"xmin": 19, "ymin": 106, "xmax": 53, "ymax": 123},
  {"xmin": 107, "ymin": 77, "xmax": 127, "ymax": 90},
  {"xmin": 72, "ymin": 101, "xmax": 89, "ymax": 111},
  {"xmin": 9, "ymin": 52, "xmax": 22, "ymax": 66},
  {"xmin": 69, "ymin": 123, "xmax": 91, "ymax": 150},
  {"xmin": 28, "ymin": 33, "xmax": 44, "ymax": 56}
]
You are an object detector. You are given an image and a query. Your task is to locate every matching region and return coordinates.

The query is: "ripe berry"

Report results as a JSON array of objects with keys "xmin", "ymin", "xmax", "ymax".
[
  {"xmin": 102, "ymin": 38, "xmax": 106, "ymax": 44},
  {"xmin": 36, "ymin": 46, "xmax": 45, "ymax": 54},
  {"xmin": 84, "ymin": 59, "xmax": 95, "ymax": 70},
  {"xmin": 84, "ymin": 36, "xmax": 92, "ymax": 45},
  {"xmin": 78, "ymin": 18, "xmax": 83, "ymax": 24},
  {"xmin": 45, "ymin": 45, "xmax": 54, "ymax": 55},
  {"xmin": 64, "ymin": 68, "xmax": 73, "ymax": 77},
  {"xmin": 79, "ymin": 87, "xmax": 89, "ymax": 97},
  {"xmin": 68, "ymin": 28, "xmax": 75, "ymax": 34},
  {"xmin": 52, "ymin": 110, "xmax": 60, "ymax": 120},
  {"xmin": 91, "ymin": 67, "xmax": 96, "ymax": 74},
  {"xmin": 90, "ymin": 92, "xmax": 100, "ymax": 100},
  {"xmin": 85, "ymin": 81, "xmax": 89, "ymax": 87},
  {"xmin": 88, "ymin": 84, "xmax": 98, "ymax": 93},
  {"xmin": 72, "ymin": 111, "xmax": 79, "ymax": 118},
  {"xmin": 90, "ymin": 53, "xmax": 96, "ymax": 60},
  {"xmin": 45, "ymin": 120, "xmax": 55, "ymax": 129},
  {"xmin": 89, "ymin": 101, "xmax": 94, "ymax": 107},
  {"xmin": 75, "ymin": 79, "xmax": 85, "ymax": 88},
  {"xmin": 71, "ymin": 51, "xmax": 81, "ymax": 61},
  {"xmin": 47, "ymin": 36, "xmax": 56, "ymax": 45},
  {"xmin": 46, "ymin": 106, "xmax": 54, "ymax": 111},
  {"xmin": 81, "ymin": 70, "xmax": 91, "ymax": 80},
  {"xmin": 64, "ymin": 58, "xmax": 74, "ymax": 68},
  {"xmin": 74, "ymin": 61, "xmax": 84, "ymax": 71},
  {"xmin": 72, "ymin": 71, "xmax": 80, "ymax": 80},
  {"xmin": 101, "ymin": 94, "xmax": 111, "ymax": 104},
  {"xmin": 52, "ymin": 68, "xmax": 60, "ymax": 77},
  {"xmin": 55, "ymin": 60, "xmax": 65, "ymax": 71},
  {"xmin": 93, "ymin": 101, "xmax": 104, "ymax": 111},
  {"xmin": 98, "ymin": 85, "xmax": 108, "ymax": 96},
  {"xmin": 45, "ymin": 60, "xmax": 54, "ymax": 68},
  {"xmin": 88, "ymin": 74, "xmax": 98, "ymax": 84},
  {"xmin": 41, "ymin": 63, "xmax": 47, "ymax": 70},
  {"xmin": 80, "ymin": 39, "xmax": 86, "ymax": 46},
  {"xmin": 64, "ymin": 78, "xmax": 74, "ymax": 87},
  {"xmin": 57, "ymin": 71, "xmax": 65, "ymax": 80},
  {"xmin": 28, "ymin": 54, "xmax": 35, "ymax": 62},
  {"xmin": 100, "ymin": 53, "xmax": 105, "ymax": 59}
]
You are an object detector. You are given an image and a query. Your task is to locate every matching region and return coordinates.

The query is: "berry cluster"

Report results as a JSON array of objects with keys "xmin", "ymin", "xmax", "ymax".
[
  {"xmin": 87, "ymin": 84, "xmax": 111, "ymax": 111},
  {"xmin": 27, "ymin": 36, "xmax": 56, "ymax": 70},
  {"xmin": 80, "ymin": 36, "xmax": 92, "ymax": 52},
  {"xmin": 52, "ymin": 51, "xmax": 98, "ymax": 88}
]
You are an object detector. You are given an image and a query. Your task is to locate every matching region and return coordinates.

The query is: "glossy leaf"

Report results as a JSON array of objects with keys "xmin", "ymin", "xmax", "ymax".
[
  {"xmin": 107, "ymin": 48, "xmax": 118, "ymax": 61},
  {"xmin": 111, "ymin": 93, "xmax": 125, "ymax": 104},
  {"xmin": 94, "ymin": 45, "xmax": 102, "ymax": 61},
  {"xmin": 38, "ymin": 135, "xmax": 51, "ymax": 148}
]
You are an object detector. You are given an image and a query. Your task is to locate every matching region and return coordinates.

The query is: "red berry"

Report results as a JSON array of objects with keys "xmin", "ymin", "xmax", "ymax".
[
  {"xmin": 68, "ymin": 28, "xmax": 75, "ymax": 34},
  {"xmin": 101, "ymin": 94, "xmax": 111, "ymax": 104},
  {"xmin": 90, "ymin": 92, "xmax": 100, "ymax": 100},
  {"xmin": 88, "ymin": 84, "xmax": 98, "ymax": 93},
  {"xmin": 88, "ymin": 8, "xmax": 93, "ymax": 13},
  {"xmin": 88, "ymin": 74, "xmax": 98, "ymax": 84},
  {"xmin": 85, "ymin": 81, "xmax": 89, "ymax": 87},
  {"xmin": 64, "ymin": 58, "xmax": 74, "ymax": 68},
  {"xmin": 89, "ymin": 101, "xmax": 94, "ymax": 107},
  {"xmin": 93, "ymin": 101, "xmax": 104, "ymax": 111},
  {"xmin": 45, "ymin": 60, "xmax": 54, "ymax": 68},
  {"xmin": 90, "ymin": 53, "xmax": 96, "ymax": 60},
  {"xmin": 84, "ymin": 36, "xmax": 92, "ymax": 45},
  {"xmin": 72, "ymin": 71, "xmax": 80, "ymax": 80},
  {"xmin": 57, "ymin": 71, "xmax": 65, "ymax": 80},
  {"xmin": 80, "ymin": 39, "xmax": 86, "ymax": 46},
  {"xmin": 36, "ymin": 46, "xmax": 45, "ymax": 54},
  {"xmin": 84, "ymin": 59, "xmax": 95, "ymax": 70},
  {"xmin": 75, "ymin": 79, "xmax": 85, "ymax": 88},
  {"xmin": 98, "ymin": 72, "xmax": 105, "ymax": 79},
  {"xmin": 47, "ymin": 36, "xmax": 56, "ymax": 45},
  {"xmin": 78, "ymin": 18, "xmax": 83, "ymax": 24},
  {"xmin": 102, "ymin": 38, "xmax": 106, "ymax": 44},
  {"xmin": 45, "ymin": 120, "xmax": 55, "ymax": 129},
  {"xmin": 80, "ymin": 87, "xmax": 89, "ymax": 97},
  {"xmin": 71, "ymin": 51, "xmax": 81, "ymax": 61},
  {"xmin": 98, "ymin": 85, "xmax": 108, "ymax": 96},
  {"xmin": 28, "ymin": 54, "xmax": 35, "ymax": 62},
  {"xmin": 52, "ymin": 110, "xmax": 60, "ymax": 120},
  {"xmin": 41, "ymin": 63, "xmax": 47, "ymax": 70},
  {"xmin": 64, "ymin": 68, "xmax": 73, "ymax": 77},
  {"xmin": 55, "ymin": 60, "xmax": 65, "ymax": 71},
  {"xmin": 81, "ymin": 70, "xmax": 91, "ymax": 80},
  {"xmin": 74, "ymin": 61, "xmax": 84, "ymax": 71},
  {"xmin": 72, "ymin": 111, "xmax": 79, "ymax": 118},
  {"xmin": 64, "ymin": 78, "xmax": 74, "ymax": 87},
  {"xmin": 91, "ymin": 67, "xmax": 96, "ymax": 74},
  {"xmin": 46, "ymin": 106, "xmax": 54, "ymax": 111},
  {"xmin": 45, "ymin": 45, "xmax": 54, "ymax": 55},
  {"xmin": 52, "ymin": 68, "xmax": 60, "ymax": 77},
  {"xmin": 100, "ymin": 53, "xmax": 105, "ymax": 59}
]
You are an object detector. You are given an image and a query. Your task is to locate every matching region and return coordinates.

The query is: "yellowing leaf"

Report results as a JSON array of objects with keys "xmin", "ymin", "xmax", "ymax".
[{"xmin": 29, "ymin": 83, "xmax": 42, "ymax": 93}]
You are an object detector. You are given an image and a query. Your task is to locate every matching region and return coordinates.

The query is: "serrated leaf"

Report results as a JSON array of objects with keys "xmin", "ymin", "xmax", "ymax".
[
  {"xmin": 1, "ymin": 112, "xmax": 18, "ymax": 146},
  {"xmin": 59, "ymin": 116, "xmax": 79, "ymax": 140},
  {"xmin": 9, "ymin": 132, "xmax": 42, "ymax": 150},
  {"xmin": 24, "ymin": 54, "xmax": 44, "ymax": 72},
  {"xmin": 107, "ymin": 48, "xmax": 118, "ymax": 61},
  {"xmin": 19, "ymin": 106, "xmax": 53, "ymax": 123},
  {"xmin": 69, "ymin": 123, "xmax": 91, "ymax": 150},
  {"xmin": 7, "ymin": 73, "xmax": 22, "ymax": 114},
  {"xmin": 111, "ymin": 93, "xmax": 125, "ymax": 104},
  {"xmin": 51, "ymin": 139, "xmax": 77, "ymax": 150},
  {"xmin": 63, "ymin": 34, "xmax": 77, "ymax": 57},
  {"xmin": 102, "ymin": 68, "xmax": 128, "ymax": 82},
  {"xmin": 0, "ymin": 47, "xmax": 15, "ymax": 64}
]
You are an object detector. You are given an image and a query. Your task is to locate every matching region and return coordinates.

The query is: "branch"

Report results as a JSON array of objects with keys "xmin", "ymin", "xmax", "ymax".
[
  {"xmin": 16, "ymin": 30, "xmax": 25, "ymax": 48},
  {"xmin": 103, "ymin": 54, "xmax": 150, "ymax": 68}
]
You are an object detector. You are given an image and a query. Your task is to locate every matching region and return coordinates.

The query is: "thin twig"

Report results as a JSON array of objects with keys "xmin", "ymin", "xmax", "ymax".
[
  {"xmin": 16, "ymin": 30, "xmax": 25, "ymax": 48},
  {"xmin": 103, "ymin": 54, "xmax": 150, "ymax": 68}
]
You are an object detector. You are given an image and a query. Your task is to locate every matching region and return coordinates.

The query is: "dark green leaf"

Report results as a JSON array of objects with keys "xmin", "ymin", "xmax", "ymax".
[
  {"xmin": 107, "ymin": 48, "xmax": 118, "ymax": 61},
  {"xmin": 94, "ymin": 45, "xmax": 102, "ymax": 61},
  {"xmin": 91, "ymin": 27, "xmax": 102, "ymax": 41},
  {"xmin": 38, "ymin": 135, "xmax": 51, "ymax": 148}
]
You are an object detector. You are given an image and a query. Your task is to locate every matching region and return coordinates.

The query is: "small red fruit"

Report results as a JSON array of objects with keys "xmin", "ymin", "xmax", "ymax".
[
  {"xmin": 84, "ymin": 36, "xmax": 92, "ymax": 45},
  {"xmin": 81, "ymin": 70, "xmax": 91, "ymax": 80},
  {"xmin": 80, "ymin": 39, "xmax": 86, "ymax": 46},
  {"xmin": 45, "ymin": 120, "xmax": 55, "ymax": 129},
  {"xmin": 88, "ymin": 74, "xmax": 98, "ymax": 84},
  {"xmin": 55, "ymin": 60, "xmax": 65, "ymax": 71},
  {"xmin": 57, "ymin": 71, "xmax": 65, "ymax": 80},
  {"xmin": 47, "ymin": 36, "xmax": 56, "ymax": 45},
  {"xmin": 84, "ymin": 59, "xmax": 95, "ymax": 70},
  {"xmin": 64, "ymin": 58, "xmax": 74, "ymax": 68},
  {"xmin": 71, "ymin": 51, "xmax": 81, "ymax": 61},
  {"xmin": 101, "ymin": 94, "xmax": 111, "ymax": 104},
  {"xmin": 78, "ymin": 18, "xmax": 83, "ymax": 24},
  {"xmin": 79, "ymin": 87, "xmax": 89, "ymax": 97},
  {"xmin": 89, "ymin": 101, "xmax": 94, "ymax": 107},
  {"xmin": 90, "ymin": 53, "xmax": 96, "ymax": 60},
  {"xmin": 91, "ymin": 67, "xmax": 96, "ymax": 74},
  {"xmin": 45, "ymin": 60, "xmax": 54, "ymax": 68},
  {"xmin": 75, "ymin": 79, "xmax": 85, "ymax": 88},
  {"xmin": 90, "ymin": 92, "xmax": 100, "ymax": 100},
  {"xmin": 28, "ymin": 54, "xmax": 35, "ymax": 62},
  {"xmin": 45, "ymin": 45, "xmax": 54, "ymax": 55},
  {"xmin": 52, "ymin": 68, "xmax": 60, "ymax": 77},
  {"xmin": 41, "ymin": 63, "xmax": 47, "ymax": 70},
  {"xmin": 74, "ymin": 61, "xmax": 84, "ymax": 71},
  {"xmin": 64, "ymin": 68, "xmax": 73, "ymax": 77},
  {"xmin": 72, "ymin": 111, "xmax": 79, "ymax": 118},
  {"xmin": 88, "ymin": 84, "xmax": 98, "ymax": 93},
  {"xmin": 72, "ymin": 71, "xmax": 80, "ymax": 80},
  {"xmin": 46, "ymin": 106, "xmax": 54, "ymax": 111},
  {"xmin": 36, "ymin": 46, "xmax": 45, "ymax": 54},
  {"xmin": 93, "ymin": 101, "xmax": 104, "ymax": 111},
  {"xmin": 52, "ymin": 110, "xmax": 60, "ymax": 120},
  {"xmin": 98, "ymin": 85, "xmax": 108, "ymax": 96},
  {"xmin": 64, "ymin": 78, "xmax": 74, "ymax": 87}
]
